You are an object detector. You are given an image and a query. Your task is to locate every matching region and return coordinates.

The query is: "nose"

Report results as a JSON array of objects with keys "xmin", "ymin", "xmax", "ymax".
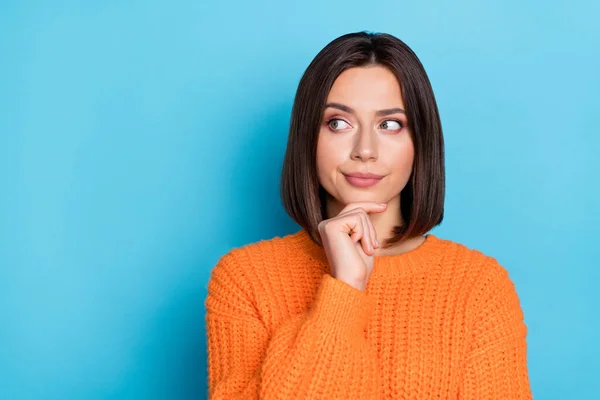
[{"xmin": 350, "ymin": 128, "xmax": 378, "ymax": 162}]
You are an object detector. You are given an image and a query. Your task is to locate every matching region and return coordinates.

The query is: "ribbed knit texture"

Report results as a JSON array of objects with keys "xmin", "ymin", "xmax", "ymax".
[{"xmin": 205, "ymin": 229, "xmax": 532, "ymax": 399}]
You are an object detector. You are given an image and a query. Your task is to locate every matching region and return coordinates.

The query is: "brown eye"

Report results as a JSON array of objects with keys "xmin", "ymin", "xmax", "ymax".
[
  {"xmin": 381, "ymin": 120, "xmax": 403, "ymax": 130},
  {"xmin": 328, "ymin": 119, "xmax": 350, "ymax": 131}
]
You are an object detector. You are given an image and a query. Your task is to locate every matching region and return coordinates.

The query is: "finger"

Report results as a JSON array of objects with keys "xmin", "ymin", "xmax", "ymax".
[
  {"xmin": 349, "ymin": 224, "xmax": 361, "ymax": 243},
  {"xmin": 352, "ymin": 209, "xmax": 376, "ymax": 252},
  {"xmin": 347, "ymin": 214, "xmax": 367, "ymax": 251},
  {"xmin": 365, "ymin": 212, "xmax": 378, "ymax": 249},
  {"xmin": 359, "ymin": 213, "xmax": 373, "ymax": 255},
  {"xmin": 364, "ymin": 213, "xmax": 377, "ymax": 253},
  {"xmin": 339, "ymin": 202, "xmax": 387, "ymax": 216},
  {"xmin": 340, "ymin": 214, "xmax": 360, "ymax": 239}
]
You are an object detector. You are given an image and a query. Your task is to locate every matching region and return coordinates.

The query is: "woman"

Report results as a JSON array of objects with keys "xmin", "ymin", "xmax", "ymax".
[{"xmin": 205, "ymin": 31, "xmax": 532, "ymax": 399}]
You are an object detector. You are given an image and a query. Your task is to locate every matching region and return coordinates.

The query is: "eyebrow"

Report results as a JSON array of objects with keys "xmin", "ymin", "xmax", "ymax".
[{"xmin": 324, "ymin": 102, "xmax": 405, "ymax": 116}]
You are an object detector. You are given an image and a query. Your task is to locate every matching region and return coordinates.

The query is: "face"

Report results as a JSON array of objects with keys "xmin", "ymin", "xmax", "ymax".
[{"xmin": 316, "ymin": 65, "xmax": 415, "ymax": 213}]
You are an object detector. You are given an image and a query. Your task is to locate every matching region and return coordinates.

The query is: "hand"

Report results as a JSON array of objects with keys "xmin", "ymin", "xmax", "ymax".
[{"xmin": 317, "ymin": 202, "xmax": 387, "ymax": 291}]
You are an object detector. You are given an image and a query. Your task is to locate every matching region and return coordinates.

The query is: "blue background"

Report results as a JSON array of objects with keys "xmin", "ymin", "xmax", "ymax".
[{"xmin": 1, "ymin": 0, "xmax": 599, "ymax": 399}]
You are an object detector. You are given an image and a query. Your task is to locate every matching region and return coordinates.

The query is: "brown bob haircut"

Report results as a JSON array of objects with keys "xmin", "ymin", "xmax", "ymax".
[{"xmin": 280, "ymin": 30, "xmax": 445, "ymax": 248}]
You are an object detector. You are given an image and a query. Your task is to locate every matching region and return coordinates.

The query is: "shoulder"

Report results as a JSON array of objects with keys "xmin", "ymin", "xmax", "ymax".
[
  {"xmin": 209, "ymin": 230, "xmax": 304, "ymax": 285},
  {"xmin": 435, "ymin": 236, "xmax": 524, "ymax": 317},
  {"xmin": 207, "ymin": 230, "xmax": 318, "ymax": 309},
  {"xmin": 432, "ymin": 235, "xmax": 522, "ymax": 307},
  {"xmin": 434, "ymin": 235, "xmax": 513, "ymax": 281},
  {"xmin": 217, "ymin": 230, "xmax": 301, "ymax": 265}
]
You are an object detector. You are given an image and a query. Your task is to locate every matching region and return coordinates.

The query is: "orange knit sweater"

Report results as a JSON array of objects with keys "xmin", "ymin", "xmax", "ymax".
[{"xmin": 205, "ymin": 229, "xmax": 532, "ymax": 399}]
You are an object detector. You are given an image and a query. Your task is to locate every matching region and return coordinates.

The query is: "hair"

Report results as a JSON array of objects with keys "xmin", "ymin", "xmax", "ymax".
[{"xmin": 280, "ymin": 30, "xmax": 445, "ymax": 248}]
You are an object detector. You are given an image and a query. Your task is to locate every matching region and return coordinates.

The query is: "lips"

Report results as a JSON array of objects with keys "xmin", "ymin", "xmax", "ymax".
[
  {"xmin": 345, "ymin": 172, "xmax": 384, "ymax": 179},
  {"xmin": 343, "ymin": 172, "xmax": 384, "ymax": 188}
]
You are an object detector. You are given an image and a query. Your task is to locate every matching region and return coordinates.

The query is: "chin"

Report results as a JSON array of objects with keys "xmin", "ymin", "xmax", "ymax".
[{"xmin": 340, "ymin": 192, "xmax": 381, "ymax": 204}]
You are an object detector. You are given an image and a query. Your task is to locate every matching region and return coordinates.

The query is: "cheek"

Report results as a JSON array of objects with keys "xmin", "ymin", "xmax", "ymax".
[
  {"xmin": 399, "ymin": 146, "xmax": 415, "ymax": 168},
  {"xmin": 316, "ymin": 134, "xmax": 341, "ymax": 178},
  {"xmin": 387, "ymin": 139, "xmax": 415, "ymax": 174}
]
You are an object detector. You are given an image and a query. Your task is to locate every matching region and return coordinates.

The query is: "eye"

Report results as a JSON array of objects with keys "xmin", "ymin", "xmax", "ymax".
[
  {"xmin": 380, "ymin": 120, "xmax": 404, "ymax": 130},
  {"xmin": 327, "ymin": 118, "xmax": 351, "ymax": 131}
]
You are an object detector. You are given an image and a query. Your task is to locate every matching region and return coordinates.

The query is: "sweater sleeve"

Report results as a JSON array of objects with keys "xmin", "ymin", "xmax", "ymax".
[
  {"xmin": 205, "ymin": 250, "xmax": 382, "ymax": 400},
  {"xmin": 459, "ymin": 259, "xmax": 533, "ymax": 399}
]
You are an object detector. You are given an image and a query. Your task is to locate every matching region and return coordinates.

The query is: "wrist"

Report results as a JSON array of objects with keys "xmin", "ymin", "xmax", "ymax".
[{"xmin": 335, "ymin": 274, "xmax": 367, "ymax": 291}]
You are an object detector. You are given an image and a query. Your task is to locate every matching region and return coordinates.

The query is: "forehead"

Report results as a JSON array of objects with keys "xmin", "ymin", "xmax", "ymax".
[{"xmin": 326, "ymin": 66, "xmax": 404, "ymax": 109}]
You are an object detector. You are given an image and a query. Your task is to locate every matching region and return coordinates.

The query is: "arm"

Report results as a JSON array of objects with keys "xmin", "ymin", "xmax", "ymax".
[
  {"xmin": 459, "ymin": 260, "xmax": 533, "ymax": 399},
  {"xmin": 205, "ymin": 250, "xmax": 382, "ymax": 400}
]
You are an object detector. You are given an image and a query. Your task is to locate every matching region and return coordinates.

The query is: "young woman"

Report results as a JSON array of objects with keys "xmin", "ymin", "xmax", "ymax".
[{"xmin": 205, "ymin": 31, "xmax": 532, "ymax": 399}]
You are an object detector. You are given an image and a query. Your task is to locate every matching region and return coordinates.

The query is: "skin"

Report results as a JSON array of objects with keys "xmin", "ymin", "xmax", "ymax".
[{"xmin": 316, "ymin": 65, "xmax": 426, "ymax": 258}]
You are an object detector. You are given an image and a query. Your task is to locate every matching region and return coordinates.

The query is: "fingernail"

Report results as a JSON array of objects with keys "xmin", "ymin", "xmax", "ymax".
[{"xmin": 375, "ymin": 239, "xmax": 380, "ymax": 247}]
